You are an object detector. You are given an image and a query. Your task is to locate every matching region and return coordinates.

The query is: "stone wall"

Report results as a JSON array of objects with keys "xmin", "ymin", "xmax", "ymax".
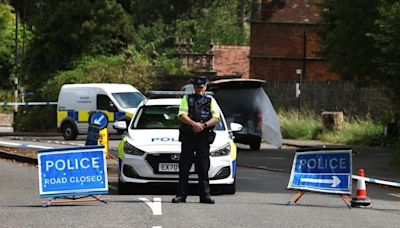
[{"xmin": 0, "ymin": 113, "xmax": 13, "ymax": 127}]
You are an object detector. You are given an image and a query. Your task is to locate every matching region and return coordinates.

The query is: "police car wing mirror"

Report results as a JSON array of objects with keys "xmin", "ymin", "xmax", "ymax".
[
  {"xmin": 230, "ymin": 123, "xmax": 243, "ymax": 132},
  {"xmin": 113, "ymin": 121, "xmax": 127, "ymax": 130}
]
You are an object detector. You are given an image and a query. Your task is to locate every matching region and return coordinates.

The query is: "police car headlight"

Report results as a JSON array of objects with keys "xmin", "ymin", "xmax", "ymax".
[
  {"xmin": 124, "ymin": 141, "xmax": 145, "ymax": 156},
  {"xmin": 210, "ymin": 143, "xmax": 231, "ymax": 157}
]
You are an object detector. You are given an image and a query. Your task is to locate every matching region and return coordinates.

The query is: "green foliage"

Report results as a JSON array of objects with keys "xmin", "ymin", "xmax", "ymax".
[
  {"xmin": 174, "ymin": 1, "xmax": 251, "ymax": 51},
  {"xmin": 123, "ymin": 0, "xmax": 252, "ymax": 53},
  {"xmin": 317, "ymin": 0, "xmax": 381, "ymax": 80},
  {"xmin": 20, "ymin": 0, "xmax": 134, "ymax": 91},
  {"xmin": 279, "ymin": 110, "xmax": 322, "ymax": 140},
  {"xmin": 14, "ymin": 106, "xmax": 56, "ymax": 131},
  {"xmin": 3, "ymin": 0, "xmax": 254, "ymax": 131},
  {"xmin": 157, "ymin": 55, "xmax": 191, "ymax": 75},
  {"xmin": 18, "ymin": 53, "xmax": 158, "ymax": 131},
  {"xmin": 318, "ymin": 119, "xmax": 382, "ymax": 145},
  {"xmin": 279, "ymin": 109, "xmax": 383, "ymax": 146},
  {"xmin": 40, "ymin": 54, "xmax": 158, "ymax": 101},
  {"xmin": 0, "ymin": 89, "xmax": 13, "ymax": 113},
  {"xmin": 0, "ymin": 2, "xmax": 15, "ymax": 89},
  {"xmin": 372, "ymin": 1, "xmax": 400, "ymax": 107}
]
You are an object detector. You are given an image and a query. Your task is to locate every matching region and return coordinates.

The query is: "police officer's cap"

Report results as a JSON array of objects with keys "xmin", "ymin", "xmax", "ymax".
[{"xmin": 192, "ymin": 76, "xmax": 208, "ymax": 88}]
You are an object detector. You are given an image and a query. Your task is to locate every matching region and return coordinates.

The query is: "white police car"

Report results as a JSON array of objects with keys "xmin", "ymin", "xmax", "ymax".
[{"xmin": 114, "ymin": 94, "xmax": 242, "ymax": 194}]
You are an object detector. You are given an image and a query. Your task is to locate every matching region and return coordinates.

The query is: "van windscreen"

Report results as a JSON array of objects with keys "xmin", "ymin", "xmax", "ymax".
[{"xmin": 112, "ymin": 92, "xmax": 145, "ymax": 109}]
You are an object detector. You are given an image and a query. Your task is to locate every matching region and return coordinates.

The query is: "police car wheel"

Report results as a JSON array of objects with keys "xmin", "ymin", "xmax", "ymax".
[
  {"xmin": 223, "ymin": 181, "xmax": 236, "ymax": 194},
  {"xmin": 62, "ymin": 122, "xmax": 77, "ymax": 140}
]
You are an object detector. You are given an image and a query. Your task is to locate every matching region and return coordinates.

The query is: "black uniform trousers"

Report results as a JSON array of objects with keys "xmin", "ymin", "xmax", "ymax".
[{"xmin": 177, "ymin": 131, "xmax": 211, "ymax": 198}]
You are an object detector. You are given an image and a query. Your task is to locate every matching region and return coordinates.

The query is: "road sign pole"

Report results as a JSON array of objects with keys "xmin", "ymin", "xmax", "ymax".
[
  {"xmin": 98, "ymin": 128, "xmax": 109, "ymax": 158},
  {"xmin": 89, "ymin": 112, "xmax": 109, "ymax": 158}
]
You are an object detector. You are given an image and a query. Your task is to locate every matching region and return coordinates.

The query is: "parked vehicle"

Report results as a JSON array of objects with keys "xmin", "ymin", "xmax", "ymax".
[
  {"xmin": 114, "ymin": 92, "xmax": 243, "ymax": 194},
  {"xmin": 207, "ymin": 79, "xmax": 282, "ymax": 150},
  {"xmin": 57, "ymin": 83, "xmax": 145, "ymax": 140}
]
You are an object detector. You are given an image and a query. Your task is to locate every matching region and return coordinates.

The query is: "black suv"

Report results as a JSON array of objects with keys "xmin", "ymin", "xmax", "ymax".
[{"xmin": 207, "ymin": 79, "xmax": 267, "ymax": 150}]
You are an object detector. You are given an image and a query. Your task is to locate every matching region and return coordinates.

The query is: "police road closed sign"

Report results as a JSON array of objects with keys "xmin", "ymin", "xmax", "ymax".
[
  {"xmin": 38, "ymin": 146, "xmax": 108, "ymax": 197},
  {"xmin": 287, "ymin": 149, "xmax": 352, "ymax": 194}
]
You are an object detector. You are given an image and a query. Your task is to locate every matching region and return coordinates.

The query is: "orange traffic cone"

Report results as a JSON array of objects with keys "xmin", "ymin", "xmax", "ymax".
[{"xmin": 351, "ymin": 169, "xmax": 371, "ymax": 208}]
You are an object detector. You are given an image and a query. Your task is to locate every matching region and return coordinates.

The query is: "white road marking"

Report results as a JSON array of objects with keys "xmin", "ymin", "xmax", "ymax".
[
  {"xmin": 388, "ymin": 193, "xmax": 400, "ymax": 198},
  {"xmin": 0, "ymin": 140, "xmax": 52, "ymax": 149},
  {"xmin": 139, "ymin": 197, "xmax": 162, "ymax": 215}
]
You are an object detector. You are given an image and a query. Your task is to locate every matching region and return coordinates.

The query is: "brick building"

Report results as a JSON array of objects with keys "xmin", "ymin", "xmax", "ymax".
[
  {"xmin": 212, "ymin": 45, "xmax": 250, "ymax": 79},
  {"xmin": 249, "ymin": 0, "xmax": 339, "ymax": 81}
]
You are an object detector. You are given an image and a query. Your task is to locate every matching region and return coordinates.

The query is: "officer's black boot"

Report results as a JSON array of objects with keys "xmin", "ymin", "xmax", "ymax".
[
  {"xmin": 199, "ymin": 195, "xmax": 215, "ymax": 204},
  {"xmin": 172, "ymin": 196, "xmax": 186, "ymax": 203}
]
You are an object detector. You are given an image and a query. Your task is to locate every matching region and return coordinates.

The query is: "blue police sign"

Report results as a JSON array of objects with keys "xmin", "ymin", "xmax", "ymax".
[
  {"xmin": 38, "ymin": 146, "xmax": 108, "ymax": 197},
  {"xmin": 287, "ymin": 149, "xmax": 352, "ymax": 194},
  {"xmin": 90, "ymin": 112, "xmax": 108, "ymax": 130}
]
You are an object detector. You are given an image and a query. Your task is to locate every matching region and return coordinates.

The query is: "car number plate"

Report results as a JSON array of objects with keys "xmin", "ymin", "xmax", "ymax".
[{"xmin": 159, "ymin": 163, "xmax": 194, "ymax": 172}]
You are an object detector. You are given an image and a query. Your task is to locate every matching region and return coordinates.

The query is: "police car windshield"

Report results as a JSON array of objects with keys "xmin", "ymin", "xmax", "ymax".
[
  {"xmin": 112, "ymin": 92, "xmax": 145, "ymax": 109},
  {"xmin": 133, "ymin": 105, "xmax": 225, "ymax": 130},
  {"xmin": 134, "ymin": 105, "xmax": 180, "ymax": 129}
]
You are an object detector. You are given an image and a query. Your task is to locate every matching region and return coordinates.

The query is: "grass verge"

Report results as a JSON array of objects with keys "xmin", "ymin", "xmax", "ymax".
[
  {"xmin": 278, "ymin": 109, "xmax": 400, "ymax": 166},
  {"xmin": 278, "ymin": 110, "xmax": 383, "ymax": 146}
]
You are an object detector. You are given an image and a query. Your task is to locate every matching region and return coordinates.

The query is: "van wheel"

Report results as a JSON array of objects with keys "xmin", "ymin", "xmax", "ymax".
[
  {"xmin": 62, "ymin": 122, "xmax": 77, "ymax": 140},
  {"xmin": 250, "ymin": 140, "xmax": 261, "ymax": 151}
]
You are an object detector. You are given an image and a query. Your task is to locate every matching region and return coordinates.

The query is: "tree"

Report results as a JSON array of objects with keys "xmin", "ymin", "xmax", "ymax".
[
  {"xmin": 0, "ymin": 2, "xmax": 15, "ymax": 89},
  {"xmin": 17, "ymin": 0, "xmax": 134, "ymax": 91},
  {"xmin": 120, "ymin": 0, "xmax": 253, "ymax": 53},
  {"xmin": 317, "ymin": 0, "xmax": 381, "ymax": 80},
  {"xmin": 372, "ymin": 1, "xmax": 400, "ymax": 110}
]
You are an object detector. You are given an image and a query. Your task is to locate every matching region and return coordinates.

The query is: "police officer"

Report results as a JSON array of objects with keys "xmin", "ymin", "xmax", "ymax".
[{"xmin": 172, "ymin": 76, "xmax": 221, "ymax": 204}]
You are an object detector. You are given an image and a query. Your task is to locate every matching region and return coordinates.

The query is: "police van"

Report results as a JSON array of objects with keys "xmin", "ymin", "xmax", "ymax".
[
  {"xmin": 113, "ymin": 92, "xmax": 243, "ymax": 194},
  {"xmin": 57, "ymin": 83, "xmax": 145, "ymax": 140}
]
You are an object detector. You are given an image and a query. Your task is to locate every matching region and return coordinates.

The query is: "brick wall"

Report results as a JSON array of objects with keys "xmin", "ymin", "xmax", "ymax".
[
  {"xmin": 212, "ymin": 45, "xmax": 250, "ymax": 79},
  {"xmin": 259, "ymin": 0, "xmax": 322, "ymax": 23},
  {"xmin": 250, "ymin": 58, "xmax": 338, "ymax": 80},
  {"xmin": 250, "ymin": 0, "xmax": 340, "ymax": 81}
]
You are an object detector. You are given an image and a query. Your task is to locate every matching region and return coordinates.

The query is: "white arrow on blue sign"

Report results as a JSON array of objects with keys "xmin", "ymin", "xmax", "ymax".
[
  {"xmin": 287, "ymin": 149, "xmax": 352, "ymax": 194},
  {"xmin": 90, "ymin": 112, "xmax": 108, "ymax": 130}
]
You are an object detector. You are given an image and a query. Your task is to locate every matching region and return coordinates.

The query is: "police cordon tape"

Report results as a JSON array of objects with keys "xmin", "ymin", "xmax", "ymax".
[
  {"xmin": 352, "ymin": 175, "xmax": 400, "ymax": 188},
  {"xmin": 2, "ymin": 133, "xmax": 400, "ymax": 188},
  {"xmin": 0, "ymin": 101, "xmax": 57, "ymax": 106}
]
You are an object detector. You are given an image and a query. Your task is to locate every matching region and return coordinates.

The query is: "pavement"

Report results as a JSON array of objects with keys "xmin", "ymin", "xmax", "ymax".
[{"xmin": 0, "ymin": 135, "xmax": 400, "ymax": 185}]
